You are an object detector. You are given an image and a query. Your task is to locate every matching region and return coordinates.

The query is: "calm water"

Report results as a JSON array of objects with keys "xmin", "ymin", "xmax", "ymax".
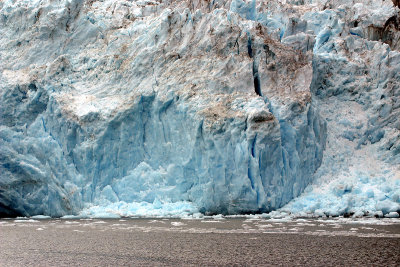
[{"xmin": 1, "ymin": 217, "xmax": 399, "ymax": 266}]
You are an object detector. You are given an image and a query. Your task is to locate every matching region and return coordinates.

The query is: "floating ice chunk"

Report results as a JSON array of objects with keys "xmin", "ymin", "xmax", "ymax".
[
  {"xmin": 171, "ymin": 222, "xmax": 186, "ymax": 227},
  {"xmin": 64, "ymin": 221, "xmax": 80, "ymax": 224},
  {"xmin": 385, "ymin": 212, "xmax": 400, "ymax": 218},
  {"xmin": 61, "ymin": 215, "xmax": 82, "ymax": 220},
  {"xmin": 14, "ymin": 219, "xmax": 39, "ymax": 223},
  {"xmin": 31, "ymin": 215, "xmax": 51, "ymax": 219},
  {"xmin": 212, "ymin": 214, "xmax": 225, "ymax": 220}
]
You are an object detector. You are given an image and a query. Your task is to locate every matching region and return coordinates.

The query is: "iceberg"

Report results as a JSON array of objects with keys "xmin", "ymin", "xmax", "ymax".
[{"xmin": 0, "ymin": 0, "xmax": 399, "ymax": 218}]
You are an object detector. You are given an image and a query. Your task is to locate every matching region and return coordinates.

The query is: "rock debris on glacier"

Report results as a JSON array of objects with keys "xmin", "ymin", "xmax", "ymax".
[{"xmin": 0, "ymin": 0, "xmax": 399, "ymax": 218}]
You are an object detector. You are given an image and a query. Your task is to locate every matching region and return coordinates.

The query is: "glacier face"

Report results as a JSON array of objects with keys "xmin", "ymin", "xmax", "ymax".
[{"xmin": 0, "ymin": 0, "xmax": 399, "ymax": 218}]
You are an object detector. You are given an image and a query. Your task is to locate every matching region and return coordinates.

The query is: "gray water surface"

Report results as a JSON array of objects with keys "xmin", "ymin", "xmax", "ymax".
[{"xmin": 1, "ymin": 217, "xmax": 399, "ymax": 266}]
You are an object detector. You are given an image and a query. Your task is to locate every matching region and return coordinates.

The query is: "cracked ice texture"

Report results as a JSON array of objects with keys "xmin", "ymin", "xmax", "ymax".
[
  {"xmin": 0, "ymin": 0, "xmax": 399, "ymax": 218},
  {"xmin": 0, "ymin": 0, "xmax": 326, "ymax": 217}
]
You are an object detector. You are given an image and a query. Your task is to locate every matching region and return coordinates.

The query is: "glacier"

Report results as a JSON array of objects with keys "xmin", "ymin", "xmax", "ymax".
[{"xmin": 0, "ymin": 0, "xmax": 399, "ymax": 218}]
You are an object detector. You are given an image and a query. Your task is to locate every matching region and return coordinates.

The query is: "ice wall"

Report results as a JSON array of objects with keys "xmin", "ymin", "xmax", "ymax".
[
  {"xmin": 0, "ymin": 0, "xmax": 399, "ymax": 218},
  {"xmin": 0, "ymin": 0, "xmax": 327, "ymax": 217}
]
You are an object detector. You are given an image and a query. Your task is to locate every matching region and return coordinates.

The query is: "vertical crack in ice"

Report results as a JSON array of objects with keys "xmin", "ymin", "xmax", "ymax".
[
  {"xmin": 139, "ymin": 95, "xmax": 155, "ymax": 159},
  {"xmin": 247, "ymin": 34, "xmax": 262, "ymax": 97},
  {"xmin": 247, "ymin": 164, "xmax": 255, "ymax": 191},
  {"xmin": 247, "ymin": 34, "xmax": 253, "ymax": 58},
  {"xmin": 158, "ymin": 97, "xmax": 173, "ymax": 143},
  {"xmin": 248, "ymin": 134, "xmax": 257, "ymax": 192},
  {"xmin": 252, "ymin": 60, "xmax": 262, "ymax": 97},
  {"xmin": 41, "ymin": 117, "xmax": 47, "ymax": 132},
  {"xmin": 234, "ymin": 32, "xmax": 241, "ymax": 55},
  {"xmin": 250, "ymin": 133, "xmax": 257, "ymax": 158}
]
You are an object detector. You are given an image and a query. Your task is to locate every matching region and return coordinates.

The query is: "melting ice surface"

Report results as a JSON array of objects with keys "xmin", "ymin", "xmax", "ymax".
[{"xmin": 0, "ymin": 0, "xmax": 399, "ymax": 218}]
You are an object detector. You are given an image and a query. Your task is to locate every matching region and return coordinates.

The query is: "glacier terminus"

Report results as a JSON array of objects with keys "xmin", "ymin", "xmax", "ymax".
[{"xmin": 0, "ymin": 0, "xmax": 399, "ymax": 218}]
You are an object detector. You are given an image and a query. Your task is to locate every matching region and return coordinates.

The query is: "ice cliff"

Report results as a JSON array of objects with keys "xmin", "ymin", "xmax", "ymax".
[{"xmin": 0, "ymin": 0, "xmax": 399, "ymax": 218}]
